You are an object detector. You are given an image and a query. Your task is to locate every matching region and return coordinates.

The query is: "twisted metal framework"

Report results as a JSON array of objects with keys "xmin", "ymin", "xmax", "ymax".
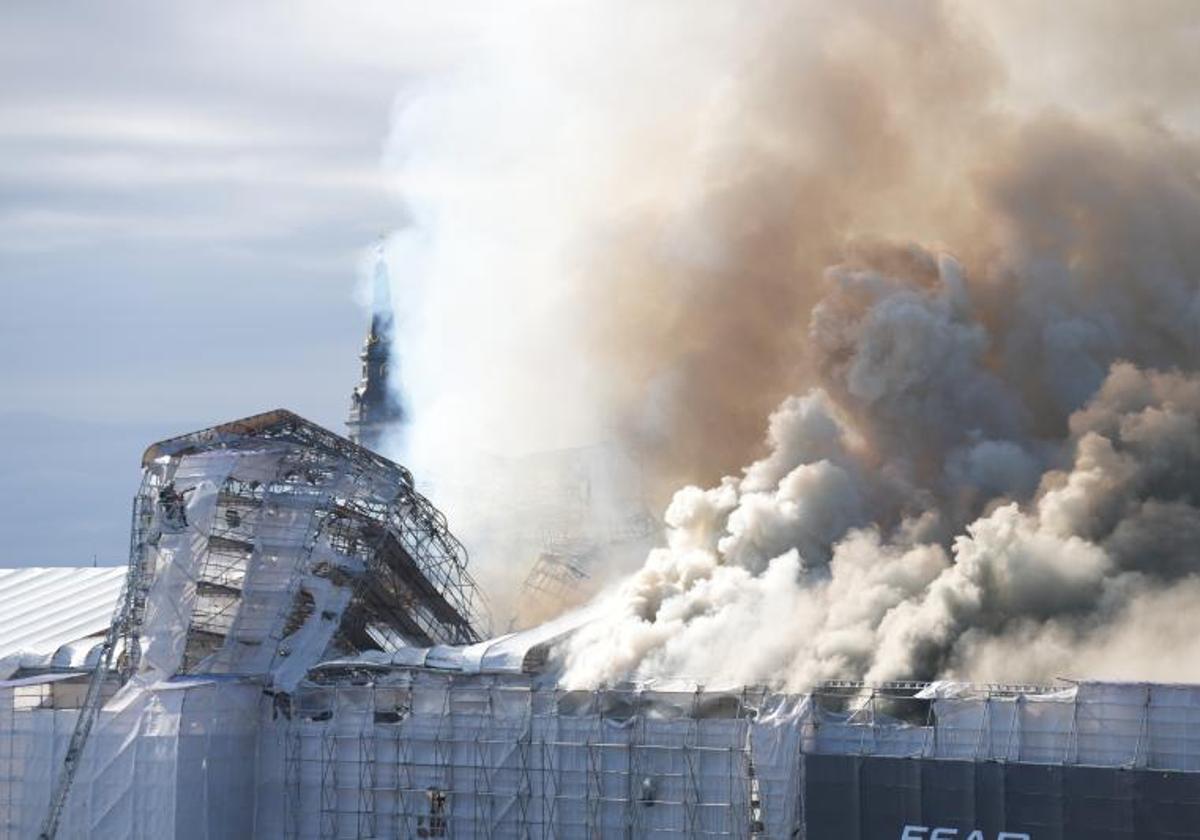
[
  {"xmin": 519, "ymin": 547, "xmax": 591, "ymax": 607},
  {"xmin": 133, "ymin": 409, "xmax": 490, "ymax": 662},
  {"xmin": 39, "ymin": 410, "xmax": 490, "ymax": 840}
]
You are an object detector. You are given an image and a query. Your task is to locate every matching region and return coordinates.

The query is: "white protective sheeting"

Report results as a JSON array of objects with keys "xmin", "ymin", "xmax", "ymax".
[
  {"xmin": 6, "ymin": 662, "xmax": 1200, "ymax": 838},
  {"xmin": 0, "ymin": 675, "xmax": 262, "ymax": 840},
  {"xmin": 138, "ymin": 457, "xmax": 232, "ymax": 682},
  {"xmin": 465, "ymin": 604, "xmax": 599, "ymax": 674},
  {"xmin": 803, "ymin": 681, "xmax": 1200, "ymax": 771},
  {"xmin": 314, "ymin": 604, "xmax": 601, "ymax": 676},
  {"xmin": 256, "ymin": 674, "xmax": 808, "ymax": 839},
  {"xmin": 130, "ymin": 435, "xmax": 483, "ymax": 694},
  {"xmin": 0, "ymin": 566, "xmax": 125, "ymax": 677},
  {"xmin": 135, "ymin": 448, "xmax": 364, "ymax": 691}
]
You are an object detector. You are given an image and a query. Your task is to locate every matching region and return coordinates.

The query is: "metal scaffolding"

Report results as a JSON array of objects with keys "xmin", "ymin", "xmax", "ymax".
[
  {"xmin": 127, "ymin": 408, "xmax": 490, "ymax": 676},
  {"xmin": 36, "ymin": 409, "xmax": 491, "ymax": 839},
  {"xmin": 271, "ymin": 675, "xmax": 783, "ymax": 840},
  {"xmin": 17, "ymin": 410, "xmax": 1200, "ymax": 839},
  {"xmin": 518, "ymin": 546, "xmax": 592, "ymax": 610}
]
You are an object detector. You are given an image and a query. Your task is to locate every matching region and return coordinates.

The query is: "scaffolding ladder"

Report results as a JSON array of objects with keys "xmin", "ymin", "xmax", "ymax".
[{"xmin": 38, "ymin": 495, "xmax": 150, "ymax": 840}]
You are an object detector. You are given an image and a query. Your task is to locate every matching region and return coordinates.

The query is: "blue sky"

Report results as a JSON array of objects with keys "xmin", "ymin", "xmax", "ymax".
[{"xmin": 0, "ymin": 3, "xmax": 432, "ymax": 565}]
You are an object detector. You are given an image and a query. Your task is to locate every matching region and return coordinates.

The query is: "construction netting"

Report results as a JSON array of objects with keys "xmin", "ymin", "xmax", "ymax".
[
  {"xmin": 0, "ymin": 676, "xmax": 259, "ymax": 839},
  {"xmin": 7, "ymin": 412, "xmax": 1200, "ymax": 838},
  {"xmin": 4, "ymin": 673, "xmax": 1200, "ymax": 838},
  {"xmin": 126, "ymin": 409, "xmax": 490, "ymax": 691},
  {"xmin": 808, "ymin": 680, "xmax": 1200, "ymax": 770},
  {"xmin": 130, "ymin": 430, "xmax": 487, "ymax": 693},
  {"xmin": 8, "ymin": 410, "xmax": 498, "ymax": 840},
  {"xmin": 257, "ymin": 675, "xmax": 806, "ymax": 839}
]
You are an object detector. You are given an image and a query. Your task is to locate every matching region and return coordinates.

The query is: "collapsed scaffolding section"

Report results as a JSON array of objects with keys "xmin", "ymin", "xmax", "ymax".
[{"xmin": 123, "ymin": 410, "xmax": 491, "ymax": 688}]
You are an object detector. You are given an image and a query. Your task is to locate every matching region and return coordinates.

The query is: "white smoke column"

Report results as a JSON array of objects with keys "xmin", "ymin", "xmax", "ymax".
[{"xmin": 373, "ymin": 3, "xmax": 826, "ymax": 614}]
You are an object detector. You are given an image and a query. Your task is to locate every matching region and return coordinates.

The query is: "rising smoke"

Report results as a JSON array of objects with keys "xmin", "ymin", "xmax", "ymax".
[{"xmin": 377, "ymin": 0, "xmax": 1200, "ymax": 683}]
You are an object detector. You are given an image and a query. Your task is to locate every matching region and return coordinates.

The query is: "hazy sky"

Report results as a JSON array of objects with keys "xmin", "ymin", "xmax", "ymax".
[{"xmin": 0, "ymin": 3, "xmax": 442, "ymax": 565}]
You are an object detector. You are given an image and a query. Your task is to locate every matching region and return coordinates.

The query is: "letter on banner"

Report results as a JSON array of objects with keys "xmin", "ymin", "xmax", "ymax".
[
  {"xmin": 901, "ymin": 828, "xmax": 929, "ymax": 839},
  {"xmin": 931, "ymin": 831, "xmax": 959, "ymax": 839}
]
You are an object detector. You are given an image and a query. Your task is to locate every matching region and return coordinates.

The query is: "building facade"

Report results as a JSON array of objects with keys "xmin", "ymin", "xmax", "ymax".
[{"xmin": 4, "ymin": 414, "xmax": 1200, "ymax": 839}]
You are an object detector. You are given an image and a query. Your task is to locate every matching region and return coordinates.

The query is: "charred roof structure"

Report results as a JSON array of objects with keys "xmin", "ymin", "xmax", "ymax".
[
  {"xmin": 128, "ymin": 408, "xmax": 489, "ymax": 683},
  {"xmin": 25, "ymin": 410, "xmax": 490, "ymax": 840},
  {"xmin": 487, "ymin": 442, "xmax": 657, "ymax": 627}
]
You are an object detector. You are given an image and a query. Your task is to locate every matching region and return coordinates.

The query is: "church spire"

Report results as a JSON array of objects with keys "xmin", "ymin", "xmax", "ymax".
[{"xmin": 346, "ymin": 249, "xmax": 405, "ymax": 451}]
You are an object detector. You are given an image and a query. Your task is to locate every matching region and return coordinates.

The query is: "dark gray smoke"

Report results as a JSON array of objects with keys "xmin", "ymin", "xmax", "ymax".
[
  {"xmin": 562, "ymin": 107, "xmax": 1200, "ymax": 687},
  {"xmin": 565, "ymin": 263, "xmax": 1200, "ymax": 686}
]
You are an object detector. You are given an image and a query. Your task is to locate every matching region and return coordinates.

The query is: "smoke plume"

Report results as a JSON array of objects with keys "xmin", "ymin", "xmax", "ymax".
[{"xmin": 377, "ymin": 0, "xmax": 1200, "ymax": 683}]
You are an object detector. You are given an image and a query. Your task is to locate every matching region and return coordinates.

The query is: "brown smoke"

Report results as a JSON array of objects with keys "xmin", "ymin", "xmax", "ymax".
[
  {"xmin": 580, "ymin": 0, "xmax": 1006, "ymax": 494},
  {"xmin": 381, "ymin": 0, "xmax": 1200, "ymax": 678},
  {"xmin": 569, "ymin": 2, "xmax": 1200, "ymax": 498},
  {"xmin": 559, "ymin": 1, "xmax": 1200, "ymax": 685}
]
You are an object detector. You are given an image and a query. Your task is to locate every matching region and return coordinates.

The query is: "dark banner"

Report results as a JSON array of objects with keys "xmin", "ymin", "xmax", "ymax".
[{"xmin": 801, "ymin": 754, "xmax": 1200, "ymax": 840}]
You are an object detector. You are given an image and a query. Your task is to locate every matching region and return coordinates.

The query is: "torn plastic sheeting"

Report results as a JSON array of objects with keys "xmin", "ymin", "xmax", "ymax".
[
  {"xmin": 268, "ymin": 574, "xmax": 352, "ymax": 692},
  {"xmin": 756, "ymin": 693, "xmax": 811, "ymax": 726},
  {"xmin": 914, "ymin": 680, "xmax": 977, "ymax": 699},
  {"xmin": 137, "ymin": 475, "xmax": 227, "ymax": 682}
]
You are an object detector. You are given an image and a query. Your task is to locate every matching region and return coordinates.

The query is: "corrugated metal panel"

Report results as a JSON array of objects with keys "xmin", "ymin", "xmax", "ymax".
[{"xmin": 0, "ymin": 566, "xmax": 125, "ymax": 657}]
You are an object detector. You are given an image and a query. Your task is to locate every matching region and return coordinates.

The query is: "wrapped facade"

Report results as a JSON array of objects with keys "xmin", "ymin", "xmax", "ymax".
[{"xmin": 3, "ymin": 412, "xmax": 1200, "ymax": 839}]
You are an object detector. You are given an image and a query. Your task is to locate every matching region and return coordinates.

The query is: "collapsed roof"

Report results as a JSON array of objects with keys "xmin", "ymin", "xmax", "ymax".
[{"xmin": 124, "ymin": 409, "xmax": 490, "ymax": 689}]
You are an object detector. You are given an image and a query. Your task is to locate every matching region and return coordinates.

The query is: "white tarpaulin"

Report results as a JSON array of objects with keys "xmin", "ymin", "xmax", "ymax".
[{"xmin": 0, "ymin": 676, "xmax": 260, "ymax": 840}]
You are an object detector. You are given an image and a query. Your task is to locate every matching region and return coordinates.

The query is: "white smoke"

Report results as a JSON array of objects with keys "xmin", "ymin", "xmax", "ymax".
[
  {"xmin": 371, "ymin": 0, "xmax": 1200, "ymax": 680},
  {"xmin": 562, "ymin": 290, "xmax": 1200, "ymax": 686}
]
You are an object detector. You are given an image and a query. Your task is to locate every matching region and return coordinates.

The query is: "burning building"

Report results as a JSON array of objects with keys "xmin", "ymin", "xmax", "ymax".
[
  {"xmin": 1, "ymin": 410, "xmax": 1199, "ymax": 839},
  {"xmin": 1, "ymin": 410, "xmax": 488, "ymax": 838},
  {"xmin": 500, "ymin": 442, "xmax": 659, "ymax": 628},
  {"xmin": 6, "ymin": 1, "xmax": 1200, "ymax": 835}
]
